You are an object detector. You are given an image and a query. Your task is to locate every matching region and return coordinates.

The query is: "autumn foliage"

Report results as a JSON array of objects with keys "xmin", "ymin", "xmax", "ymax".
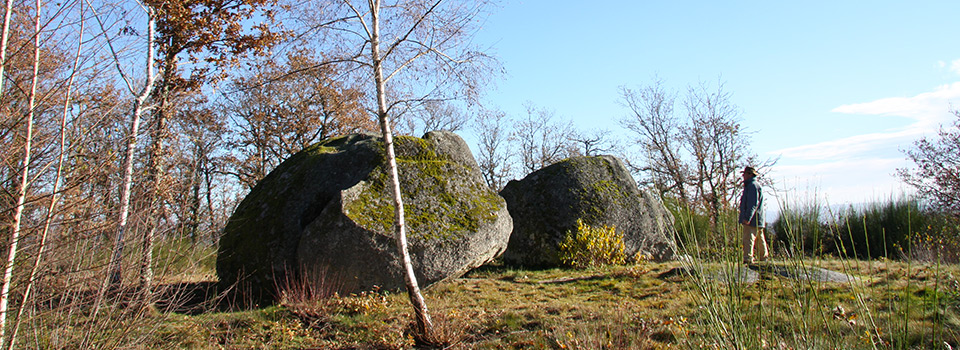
[{"xmin": 221, "ymin": 49, "xmax": 374, "ymax": 188}]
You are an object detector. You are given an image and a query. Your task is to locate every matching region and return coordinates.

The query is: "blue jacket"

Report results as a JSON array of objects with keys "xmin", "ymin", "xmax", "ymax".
[{"xmin": 738, "ymin": 177, "xmax": 764, "ymax": 227}]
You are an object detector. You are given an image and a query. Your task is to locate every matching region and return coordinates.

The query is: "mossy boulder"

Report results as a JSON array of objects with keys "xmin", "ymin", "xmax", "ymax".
[
  {"xmin": 499, "ymin": 155, "xmax": 676, "ymax": 268},
  {"xmin": 217, "ymin": 131, "xmax": 512, "ymax": 299}
]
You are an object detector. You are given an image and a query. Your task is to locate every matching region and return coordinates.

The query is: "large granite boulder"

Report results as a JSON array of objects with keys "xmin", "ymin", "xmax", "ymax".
[
  {"xmin": 499, "ymin": 155, "xmax": 676, "ymax": 267},
  {"xmin": 217, "ymin": 131, "xmax": 512, "ymax": 299}
]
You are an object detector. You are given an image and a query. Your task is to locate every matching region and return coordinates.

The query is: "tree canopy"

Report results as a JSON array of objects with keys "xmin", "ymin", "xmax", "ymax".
[{"xmin": 899, "ymin": 110, "xmax": 960, "ymax": 214}]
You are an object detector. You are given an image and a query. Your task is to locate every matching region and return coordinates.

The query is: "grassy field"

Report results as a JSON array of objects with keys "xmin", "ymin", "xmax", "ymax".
[
  {"xmin": 27, "ymin": 256, "xmax": 960, "ymax": 349},
  {"xmin": 20, "ymin": 196, "xmax": 960, "ymax": 349}
]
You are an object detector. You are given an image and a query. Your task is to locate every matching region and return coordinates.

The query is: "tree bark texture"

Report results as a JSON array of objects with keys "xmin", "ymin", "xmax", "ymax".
[
  {"xmin": 368, "ymin": 0, "xmax": 434, "ymax": 338},
  {"xmin": 103, "ymin": 6, "xmax": 157, "ymax": 301},
  {"xmin": 8, "ymin": 2, "xmax": 87, "ymax": 346},
  {"xmin": 0, "ymin": 0, "xmax": 12, "ymax": 97},
  {"xmin": 0, "ymin": 0, "xmax": 42, "ymax": 344}
]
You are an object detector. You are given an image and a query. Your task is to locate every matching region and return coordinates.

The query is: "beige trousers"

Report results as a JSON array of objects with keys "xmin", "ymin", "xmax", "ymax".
[{"xmin": 742, "ymin": 224, "xmax": 769, "ymax": 263}]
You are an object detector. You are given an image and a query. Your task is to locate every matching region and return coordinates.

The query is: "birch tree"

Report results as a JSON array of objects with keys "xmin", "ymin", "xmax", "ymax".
[
  {"xmin": 91, "ymin": 0, "xmax": 157, "ymax": 302},
  {"xmin": 0, "ymin": 0, "xmax": 12, "ymax": 98},
  {"xmin": 130, "ymin": 0, "xmax": 281, "ymax": 295},
  {"xmin": 0, "ymin": 0, "xmax": 41, "ymax": 342},
  {"xmin": 368, "ymin": 3, "xmax": 433, "ymax": 334},
  {"xmin": 9, "ymin": 0, "xmax": 86, "ymax": 344},
  {"xmin": 0, "ymin": 7, "xmax": 12, "ymax": 334},
  {"xmin": 84, "ymin": 0, "xmax": 286, "ymax": 300},
  {"xmin": 300, "ymin": 0, "xmax": 499, "ymax": 340}
]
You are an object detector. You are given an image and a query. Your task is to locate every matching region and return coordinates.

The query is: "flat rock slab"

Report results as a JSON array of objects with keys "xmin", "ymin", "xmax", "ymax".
[
  {"xmin": 659, "ymin": 263, "xmax": 857, "ymax": 284},
  {"xmin": 709, "ymin": 266, "xmax": 760, "ymax": 284},
  {"xmin": 750, "ymin": 264, "xmax": 857, "ymax": 283}
]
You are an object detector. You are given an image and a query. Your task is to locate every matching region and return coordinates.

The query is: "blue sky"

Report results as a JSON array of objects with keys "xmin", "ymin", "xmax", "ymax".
[{"xmin": 470, "ymin": 1, "xmax": 960, "ymax": 207}]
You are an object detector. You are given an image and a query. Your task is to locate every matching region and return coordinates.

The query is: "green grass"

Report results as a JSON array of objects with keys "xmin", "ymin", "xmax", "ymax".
[
  {"xmin": 772, "ymin": 195, "xmax": 960, "ymax": 262},
  {"xmin": 21, "ymin": 257, "xmax": 960, "ymax": 349},
  {"xmin": 671, "ymin": 193, "xmax": 960, "ymax": 349},
  {"xmin": 17, "ymin": 195, "xmax": 960, "ymax": 349}
]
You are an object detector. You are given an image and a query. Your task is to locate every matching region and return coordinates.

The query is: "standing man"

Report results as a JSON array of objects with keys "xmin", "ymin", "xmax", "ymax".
[{"xmin": 739, "ymin": 166, "xmax": 768, "ymax": 264}]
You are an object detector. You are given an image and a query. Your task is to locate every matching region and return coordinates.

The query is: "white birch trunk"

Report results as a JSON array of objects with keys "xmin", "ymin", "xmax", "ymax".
[
  {"xmin": 111, "ymin": 9, "xmax": 156, "ymax": 288},
  {"xmin": 94, "ymin": 6, "xmax": 157, "ymax": 317},
  {"xmin": 0, "ymin": 1, "xmax": 17, "ymax": 340},
  {"xmin": 7, "ymin": 2, "xmax": 87, "ymax": 346},
  {"xmin": 368, "ymin": 0, "xmax": 433, "ymax": 338},
  {"xmin": 135, "ymin": 9, "xmax": 160, "ymax": 302},
  {"xmin": 0, "ymin": 0, "xmax": 12, "ymax": 97},
  {"xmin": 138, "ymin": 47, "xmax": 176, "ymax": 299},
  {"xmin": 0, "ymin": 0, "xmax": 42, "ymax": 344}
]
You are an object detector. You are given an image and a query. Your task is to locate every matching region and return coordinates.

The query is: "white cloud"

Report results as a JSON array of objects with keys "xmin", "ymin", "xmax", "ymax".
[
  {"xmin": 766, "ymin": 82, "xmax": 959, "ymax": 205},
  {"xmin": 773, "ymin": 129, "xmax": 913, "ymax": 160},
  {"xmin": 768, "ymin": 158, "xmax": 912, "ymax": 207},
  {"xmin": 831, "ymin": 82, "xmax": 960, "ymax": 125},
  {"xmin": 936, "ymin": 59, "xmax": 960, "ymax": 75},
  {"xmin": 774, "ymin": 82, "xmax": 960, "ymax": 161},
  {"xmin": 772, "ymin": 158, "xmax": 902, "ymax": 185}
]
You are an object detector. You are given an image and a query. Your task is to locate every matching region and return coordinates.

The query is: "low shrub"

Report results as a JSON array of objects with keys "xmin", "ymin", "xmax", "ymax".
[
  {"xmin": 835, "ymin": 197, "xmax": 928, "ymax": 259},
  {"xmin": 666, "ymin": 197, "xmax": 741, "ymax": 260},
  {"xmin": 558, "ymin": 220, "xmax": 627, "ymax": 268},
  {"xmin": 906, "ymin": 212, "xmax": 960, "ymax": 263},
  {"xmin": 771, "ymin": 201, "xmax": 832, "ymax": 257},
  {"xmin": 767, "ymin": 195, "xmax": 959, "ymax": 262}
]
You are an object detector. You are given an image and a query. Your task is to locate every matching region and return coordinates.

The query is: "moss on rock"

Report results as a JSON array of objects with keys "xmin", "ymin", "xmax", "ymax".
[
  {"xmin": 343, "ymin": 135, "xmax": 502, "ymax": 241},
  {"xmin": 218, "ymin": 131, "xmax": 511, "ymax": 299},
  {"xmin": 499, "ymin": 155, "xmax": 677, "ymax": 268}
]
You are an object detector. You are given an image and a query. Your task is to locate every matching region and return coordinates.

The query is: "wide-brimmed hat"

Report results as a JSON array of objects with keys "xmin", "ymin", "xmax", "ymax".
[{"xmin": 741, "ymin": 166, "xmax": 758, "ymax": 176}]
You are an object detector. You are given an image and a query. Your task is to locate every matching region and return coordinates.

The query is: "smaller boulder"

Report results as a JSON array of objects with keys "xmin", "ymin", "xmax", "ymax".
[{"xmin": 499, "ymin": 155, "xmax": 676, "ymax": 267}]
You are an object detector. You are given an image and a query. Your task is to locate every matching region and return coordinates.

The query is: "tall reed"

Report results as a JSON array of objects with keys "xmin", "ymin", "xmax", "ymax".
[
  {"xmin": 836, "ymin": 197, "xmax": 927, "ymax": 260},
  {"xmin": 671, "ymin": 193, "xmax": 960, "ymax": 349}
]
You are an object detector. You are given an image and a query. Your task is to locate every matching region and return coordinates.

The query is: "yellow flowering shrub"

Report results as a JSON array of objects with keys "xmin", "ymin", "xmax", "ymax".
[{"xmin": 558, "ymin": 220, "xmax": 627, "ymax": 268}]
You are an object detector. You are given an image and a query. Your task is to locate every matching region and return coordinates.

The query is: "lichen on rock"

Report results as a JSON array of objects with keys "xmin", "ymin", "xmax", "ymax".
[
  {"xmin": 499, "ymin": 155, "xmax": 677, "ymax": 268},
  {"xmin": 217, "ymin": 131, "xmax": 512, "ymax": 300},
  {"xmin": 343, "ymin": 136, "xmax": 502, "ymax": 241}
]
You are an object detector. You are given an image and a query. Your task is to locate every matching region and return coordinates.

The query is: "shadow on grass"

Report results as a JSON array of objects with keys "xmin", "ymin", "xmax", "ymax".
[
  {"xmin": 154, "ymin": 281, "xmax": 221, "ymax": 315},
  {"xmin": 35, "ymin": 280, "xmax": 260, "ymax": 316}
]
